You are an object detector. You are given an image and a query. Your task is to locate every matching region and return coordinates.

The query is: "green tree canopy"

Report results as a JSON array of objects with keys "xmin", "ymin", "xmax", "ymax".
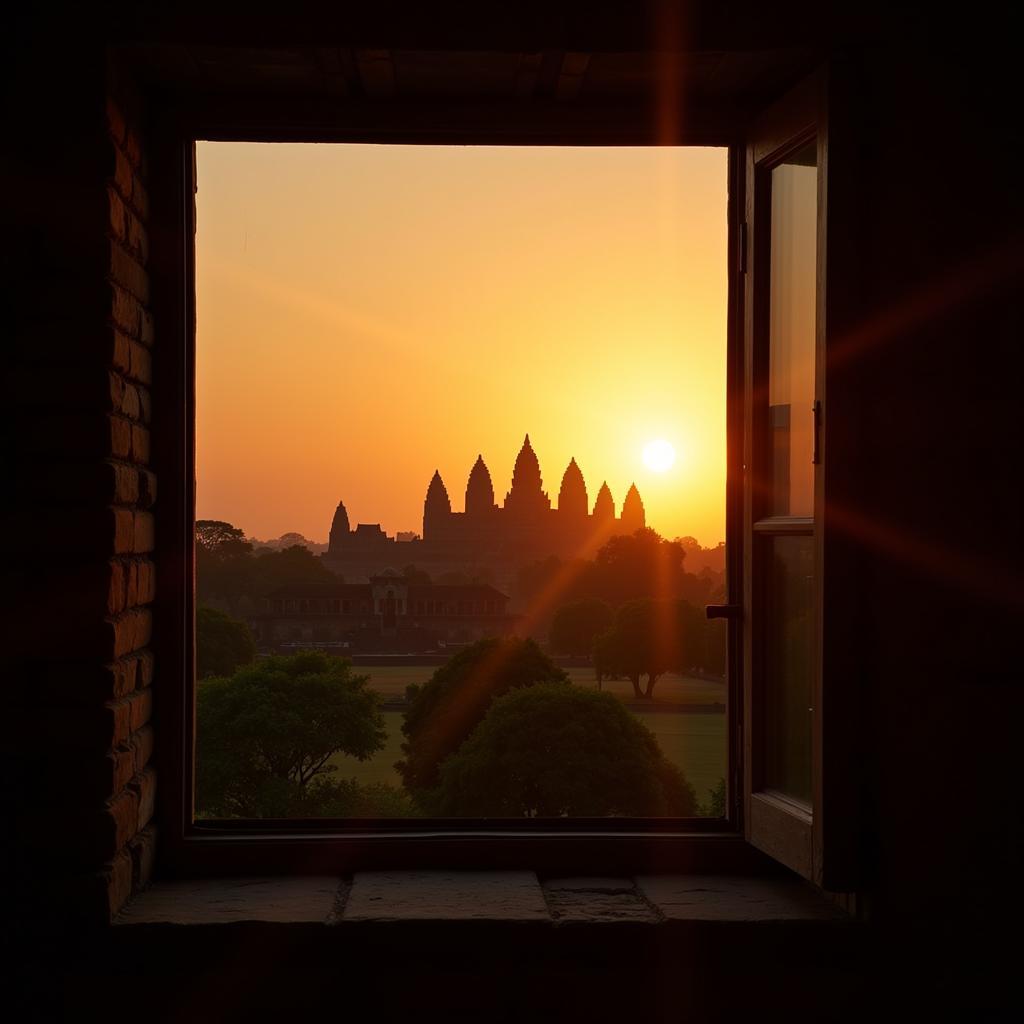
[
  {"xmin": 548, "ymin": 598, "xmax": 613, "ymax": 656},
  {"xmin": 594, "ymin": 598, "xmax": 708, "ymax": 698},
  {"xmin": 432, "ymin": 684, "xmax": 698, "ymax": 817},
  {"xmin": 196, "ymin": 605, "xmax": 256, "ymax": 679},
  {"xmin": 397, "ymin": 636, "xmax": 568, "ymax": 799},
  {"xmin": 196, "ymin": 519, "xmax": 253, "ymax": 559},
  {"xmin": 197, "ymin": 651, "xmax": 386, "ymax": 817},
  {"xmin": 251, "ymin": 544, "xmax": 338, "ymax": 592}
]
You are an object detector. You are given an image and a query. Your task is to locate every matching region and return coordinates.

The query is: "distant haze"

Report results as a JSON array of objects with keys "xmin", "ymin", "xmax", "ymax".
[{"xmin": 197, "ymin": 144, "xmax": 727, "ymax": 546}]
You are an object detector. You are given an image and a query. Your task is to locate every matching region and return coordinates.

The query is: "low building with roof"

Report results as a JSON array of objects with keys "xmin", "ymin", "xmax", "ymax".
[{"xmin": 249, "ymin": 568, "xmax": 517, "ymax": 654}]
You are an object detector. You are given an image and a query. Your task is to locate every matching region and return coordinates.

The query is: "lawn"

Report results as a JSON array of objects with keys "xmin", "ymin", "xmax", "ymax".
[
  {"xmin": 329, "ymin": 660, "xmax": 728, "ymax": 812},
  {"xmin": 356, "ymin": 663, "xmax": 726, "ymax": 707}
]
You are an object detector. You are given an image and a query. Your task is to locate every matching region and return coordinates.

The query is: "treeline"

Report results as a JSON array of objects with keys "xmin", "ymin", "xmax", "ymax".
[{"xmin": 196, "ymin": 519, "xmax": 338, "ymax": 616}]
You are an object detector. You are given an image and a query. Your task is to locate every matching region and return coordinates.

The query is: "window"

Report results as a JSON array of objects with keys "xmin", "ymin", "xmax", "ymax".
[{"xmin": 153, "ymin": 62, "xmax": 852, "ymax": 880}]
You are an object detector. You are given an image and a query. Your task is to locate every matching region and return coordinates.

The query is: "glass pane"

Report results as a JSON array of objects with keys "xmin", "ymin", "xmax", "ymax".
[
  {"xmin": 764, "ymin": 533, "xmax": 813, "ymax": 803},
  {"xmin": 768, "ymin": 142, "xmax": 817, "ymax": 516}
]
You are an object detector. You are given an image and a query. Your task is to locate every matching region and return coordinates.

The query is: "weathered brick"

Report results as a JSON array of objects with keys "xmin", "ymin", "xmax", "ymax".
[
  {"xmin": 132, "ymin": 510, "xmax": 154, "ymax": 553},
  {"xmin": 109, "ymin": 238, "xmax": 149, "ymax": 303},
  {"xmin": 131, "ymin": 767, "xmax": 157, "ymax": 831},
  {"xmin": 128, "ymin": 686, "xmax": 153, "ymax": 732},
  {"xmin": 126, "ymin": 208, "xmax": 149, "ymax": 263},
  {"xmin": 137, "ymin": 468, "xmax": 157, "ymax": 507},
  {"xmin": 131, "ymin": 176, "xmax": 149, "ymax": 222},
  {"xmin": 136, "ymin": 383, "xmax": 152, "ymax": 423},
  {"xmin": 107, "ymin": 849, "xmax": 135, "ymax": 917},
  {"xmin": 130, "ymin": 724, "xmax": 154, "ymax": 774},
  {"xmin": 108, "ymin": 184, "xmax": 126, "ymax": 241},
  {"xmin": 130, "ymin": 423, "xmax": 150, "ymax": 464},
  {"xmin": 9, "ymin": 506, "xmax": 135, "ymax": 557},
  {"xmin": 127, "ymin": 338, "xmax": 151, "ymax": 384},
  {"xmin": 112, "ymin": 146, "xmax": 133, "ymax": 201},
  {"xmin": 118, "ymin": 379, "xmax": 141, "ymax": 420},
  {"xmin": 27, "ymin": 412, "xmax": 133, "ymax": 459},
  {"xmin": 129, "ymin": 825, "xmax": 158, "ymax": 893},
  {"xmin": 18, "ymin": 654, "xmax": 143, "ymax": 704},
  {"xmin": 110, "ymin": 281, "xmax": 145, "ymax": 338},
  {"xmin": 137, "ymin": 649, "xmax": 155, "ymax": 687},
  {"xmin": 111, "ymin": 607, "xmax": 152, "ymax": 658},
  {"xmin": 139, "ymin": 304, "xmax": 154, "ymax": 346},
  {"xmin": 135, "ymin": 558, "xmax": 156, "ymax": 604}
]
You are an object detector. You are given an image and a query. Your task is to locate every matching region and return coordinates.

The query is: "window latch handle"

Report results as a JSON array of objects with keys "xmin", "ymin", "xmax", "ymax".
[
  {"xmin": 706, "ymin": 604, "xmax": 742, "ymax": 621},
  {"xmin": 812, "ymin": 399, "xmax": 822, "ymax": 465}
]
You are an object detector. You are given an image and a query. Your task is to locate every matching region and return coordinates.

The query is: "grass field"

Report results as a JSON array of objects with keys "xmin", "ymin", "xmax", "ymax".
[
  {"xmin": 354, "ymin": 663, "xmax": 726, "ymax": 707},
  {"xmin": 330, "ymin": 663, "xmax": 727, "ymax": 812}
]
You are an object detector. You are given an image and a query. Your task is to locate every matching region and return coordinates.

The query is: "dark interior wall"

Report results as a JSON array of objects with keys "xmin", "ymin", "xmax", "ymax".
[
  {"xmin": 837, "ymin": 37, "xmax": 1022, "ymax": 947},
  {"xmin": 4, "ymin": 36, "xmax": 157, "ymax": 920}
]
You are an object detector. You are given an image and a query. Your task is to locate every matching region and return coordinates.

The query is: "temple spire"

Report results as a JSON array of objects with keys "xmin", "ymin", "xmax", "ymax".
[
  {"xmin": 465, "ymin": 455, "xmax": 496, "ymax": 516},
  {"xmin": 558, "ymin": 457, "xmax": 588, "ymax": 518},
  {"xmin": 504, "ymin": 434, "xmax": 550, "ymax": 516},
  {"xmin": 423, "ymin": 470, "xmax": 452, "ymax": 541},
  {"xmin": 327, "ymin": 499, "xmax": 351, "ymax": 553},
  {"xmin": 593, "ymin": 481, "xmax": 615, "ymax": 521},
  {"xmin": 620, "ymin": 482, "xmax": 646, "ymax": 532}
]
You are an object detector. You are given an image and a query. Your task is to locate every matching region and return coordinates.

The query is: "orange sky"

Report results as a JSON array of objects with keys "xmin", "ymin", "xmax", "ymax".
[{"xmin": 196, "ymin": 143, "xmax": 727, "ymax": 547}]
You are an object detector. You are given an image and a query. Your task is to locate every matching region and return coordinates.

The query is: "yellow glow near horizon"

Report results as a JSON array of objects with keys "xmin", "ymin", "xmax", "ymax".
[
  {"xmin": 643, "ymin": 439, "xmax": 677, "ymax": 473},
  {"xmin": 196, "ymin": 143, "xmax": 727, "ymax": 547}
]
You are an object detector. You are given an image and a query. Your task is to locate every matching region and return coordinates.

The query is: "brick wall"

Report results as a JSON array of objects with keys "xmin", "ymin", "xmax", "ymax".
[{"xmin": 4, "ymin": 49, "xmax": 157, "ymax": 923}]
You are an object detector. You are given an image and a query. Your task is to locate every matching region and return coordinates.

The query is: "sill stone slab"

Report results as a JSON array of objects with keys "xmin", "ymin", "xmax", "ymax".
[
  {"xmin": 344, "ymin": 870, "xmax": 548, "ymax": 922},
  {"xmin": 636, "ymin": 874, "xmax": 845, "ymax": 922},
  {"xmin": 114, "ymin": 876, "xmax": 340, "ymax": 925}
]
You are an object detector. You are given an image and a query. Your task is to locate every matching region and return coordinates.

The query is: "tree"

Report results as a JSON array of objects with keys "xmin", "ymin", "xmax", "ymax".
[
  {"xmin": 196, "ymin": 651, "xmax": 386, "ymax": 817},
  {"xmin": 594, "ymin": 598, "xmax": 707, "ymax": 698},
  {"xmin": 432, "ymin": 684, "xmax": 698, "ymax": 817},
  {"xmin": 588, "ymin": 528, "xmax": 687, "ymax": 605},
  {"xmin": 250, "ymin": 543, "xmax": 338, "ymax": 593},
  {"xmin": 397, "ymin": 636, "xmax": 568, "ymax": 800},
  {"xmin": 196, "ymin": 519, "xmax": 252, "ymax": 559},
  {"xmin": 548, "ymin": 598, "xmax": 613, "ymax": 656},
  {"xmin": 699, "ymin": 777, "xmax": 727, "ymax": 818},
  {"xmin": 196, "ymin": 520, "xmax": 255, "ymax": 614},
  {"xmin": 196, "ymin": 605, "xmax": 255, "ymax": 678}
]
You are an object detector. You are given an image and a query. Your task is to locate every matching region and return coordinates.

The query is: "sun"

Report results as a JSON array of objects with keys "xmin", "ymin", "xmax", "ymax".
[{"xmin": 642, "ymin": 438, "xmax": 676, "ymax": 473}]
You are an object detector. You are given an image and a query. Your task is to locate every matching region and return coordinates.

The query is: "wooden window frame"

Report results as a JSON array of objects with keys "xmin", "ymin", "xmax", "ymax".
[
  {"xmin": 148, "ymin": 90, "xmax": 834, "ymax": 879},
  {"xmin": 740, "ymin": 69, "xmax": 860, "ymax": 891}
]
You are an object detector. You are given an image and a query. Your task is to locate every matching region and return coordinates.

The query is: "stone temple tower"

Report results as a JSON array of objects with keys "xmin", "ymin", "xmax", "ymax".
[
  {"xmin": 423, "ymin": 470, "xmax": 452, "ymax": 541},
  {"xmin": 503, "ymin": 434, "xmax": 550, "ymax": 518},
  {"xmin": 592, "ymin": 481, "xmax": 615, "ymax": 523},
  {"xmin": 620, "ymin": 482, "xmax": 646, "ymax": 533},
  {"xmin": 328, "ymin": 499, "xmax": 351, "ymax": 553},
  {"xmin": 465, "ymin": 455, "xmax": 496, "ymax": 516},
  {"xmin": 558, "ymin": 458, "xmax": 588, "ymax": 519}
]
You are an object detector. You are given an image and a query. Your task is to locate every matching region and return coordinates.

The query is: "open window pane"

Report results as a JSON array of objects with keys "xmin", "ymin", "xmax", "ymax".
[
  {"xmin": 768, "ymin": 142, "xmax": 817, "ymax": 517},
  {"xmin": 194, "ymin": 143, "xmax": 729, "ymax": 821},
  {"xmin": 763, "ymin": 533, "xmax": 814, "ymax": 803}
]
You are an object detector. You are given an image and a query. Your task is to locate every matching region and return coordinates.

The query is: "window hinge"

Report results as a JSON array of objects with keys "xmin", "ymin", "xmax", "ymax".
[{"xmin": 737, "ymin": 221, "xmax": 748, "ymax": 275}]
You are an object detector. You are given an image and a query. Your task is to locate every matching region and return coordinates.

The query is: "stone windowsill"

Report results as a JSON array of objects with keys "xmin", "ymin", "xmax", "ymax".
[{"xmin": 114, "ymin": 872, "xmax": 850, "ymax": 928}]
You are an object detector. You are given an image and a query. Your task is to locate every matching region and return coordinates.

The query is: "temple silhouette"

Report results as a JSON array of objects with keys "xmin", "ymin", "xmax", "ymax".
[{"xmin": 322, "ymin": 435, "xmax": 646, "ymax": 586}]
